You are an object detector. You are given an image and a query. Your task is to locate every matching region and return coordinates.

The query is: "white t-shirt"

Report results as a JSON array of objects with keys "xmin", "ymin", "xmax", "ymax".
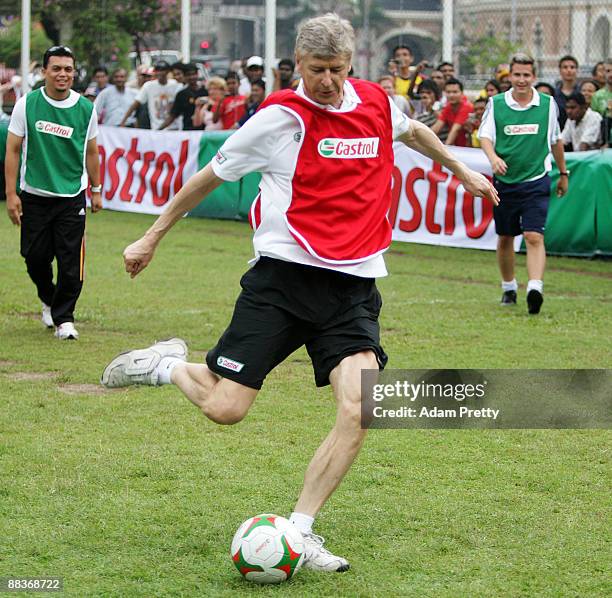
[
  {"xmin": 135, "ymin": 79, "xmax": 181, "ymax": 130},
  {"xmin": 95, "ymin": 85, "xmax": 137, "ymax": 126},
  {"xmin": 478, "ymin": 88, "xmax": 561, "ymax": 181},
  {"xmin": 478, "ymin": 88, "xmax": 561, "ymax": 145},
  {"xmin": 561, "ymin": 108, "xmax": 602, "ymax": 150},
  {"xmin": 212, "ymin": 80, "xmax": 413, "ymax": 278},
  {"xmin": 8, "ymin": 88, "xmax": 98, "ymax": 197}
]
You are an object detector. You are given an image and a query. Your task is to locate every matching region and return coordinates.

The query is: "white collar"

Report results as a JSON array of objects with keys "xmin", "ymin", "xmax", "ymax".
[
  {"xmin": 40, "ymin": 87, "xmax": 78, "ymax": 107},
  {"xmin": 504, "ymin": 87, "xmax": 540, "ymax": 108},
  {"xmin": 295, "ymin": 79, "xmax": 362, "ymax": 111}
]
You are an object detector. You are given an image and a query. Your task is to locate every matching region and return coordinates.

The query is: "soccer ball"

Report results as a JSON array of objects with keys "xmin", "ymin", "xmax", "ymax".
[{"xmin": 230, "ymin": 514, "xmax": 305, "ymax": 583}]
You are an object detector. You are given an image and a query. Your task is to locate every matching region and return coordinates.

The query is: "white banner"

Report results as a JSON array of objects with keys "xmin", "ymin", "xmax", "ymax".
[
  {"xmin": 95, "ymin": 128, "xmax": 519, "ymax": 252},
  {"xmin": 391, "ymin": 144, "xmax": 521, "ymax": 251},
  {"xmin": 95, "ymin": 126, "xmax": 202, "ymax": 215}
]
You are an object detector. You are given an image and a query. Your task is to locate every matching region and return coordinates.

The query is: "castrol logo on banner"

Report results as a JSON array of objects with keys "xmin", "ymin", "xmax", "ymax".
[
  {"xmin": 390, "ymin": 143, "xmax": 522, "ymax": 252},
  {"xmin": 94, "ymin": 126, "xmax": 202, "ymax": 214}
]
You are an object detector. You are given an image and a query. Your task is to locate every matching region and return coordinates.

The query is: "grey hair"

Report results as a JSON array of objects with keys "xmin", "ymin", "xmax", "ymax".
[{"xmin": 295, "ymin": 13, "xmax": 355, "ymax": 60}]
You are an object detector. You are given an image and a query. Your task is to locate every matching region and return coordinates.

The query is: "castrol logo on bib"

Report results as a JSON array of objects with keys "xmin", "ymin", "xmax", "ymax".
[
  {"xmin": 35, "ymin": 120, "xmax": 74, "ymax": 139},
  {"xmin": 317, "ymin": 137, "xmax": 379, "ymax": 159},
  {"xmin": 503, "ymin": 124, "xmax": 539, "ymax": 136}
]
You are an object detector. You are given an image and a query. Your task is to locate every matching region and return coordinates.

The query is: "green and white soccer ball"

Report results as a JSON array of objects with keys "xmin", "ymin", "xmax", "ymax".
[{"xmin": 231, "ymin": 514, "xmax": 305, "ymax": 584}]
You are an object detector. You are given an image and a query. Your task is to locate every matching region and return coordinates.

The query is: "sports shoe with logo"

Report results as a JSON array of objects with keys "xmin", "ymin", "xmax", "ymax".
[
  {"xmin": 55, "ymin": 322, "xmax": 79, "ymax": 340},
  {"xmin": 101, "ymin": 338, "xmax": 188, "ymax": 388},
  {"xmin": 41, "ymin": 303, "xmax": 54, "ymax": 328},
  {"xmin": 527, "ymin": 289, "xmax": 543, "ymax": 314},
  {"xmin": 500, "ymin": 290, "xmax": 517, "ymax": 306},
  {"xmin": 301, "ymin": 533, "xmax": 350, "ymax": 572}
]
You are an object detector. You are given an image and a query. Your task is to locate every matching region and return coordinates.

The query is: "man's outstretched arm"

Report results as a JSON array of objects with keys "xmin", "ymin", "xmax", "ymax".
[
  {"xmin": 123, "ymin": 163, "xmax": 224, "ymax": 278},
  {"xmin": 397, "ymin": 119, "xmax": 499, "ymax": 206}
]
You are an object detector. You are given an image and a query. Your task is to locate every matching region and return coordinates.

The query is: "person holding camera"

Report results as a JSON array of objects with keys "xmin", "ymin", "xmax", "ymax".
[
  {"xmin": 388, "ymin": 45, "xmax": 427, "ymax": 101},
  {"xmin": 193, "ymin": 77, "xmax": 226, "ymax": 131}
]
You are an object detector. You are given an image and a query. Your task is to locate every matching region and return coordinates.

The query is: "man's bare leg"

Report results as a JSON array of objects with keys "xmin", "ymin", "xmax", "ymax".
[
  {"xmin": 497, "ymin": 235, "xmax": 516, "ymax": 282},
  {"xmin": 497, "ymin": 235, "xmax": 519, "ymax": 304},
  {"xmin": 524, "ymin": 231, "xmax": 546, "ymax": 281},
  {"xmin": 171, "ymin": 362, "xmax": 258, "ymax": 425},
  {"xmin": 294, "ymin": 350, "xmax": 375, "ymax": 515},
  {"xmin": 523, "ymin": 231, "xmax": 546, "ymax": 313},
  {"xmin": 289, "ymin": 350, "xmax": 376, "ymax": 572}
]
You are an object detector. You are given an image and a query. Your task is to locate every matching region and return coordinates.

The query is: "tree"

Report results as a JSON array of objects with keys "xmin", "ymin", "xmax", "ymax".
[
  {"xmin": 0, "ymin": 19, "xmax": 53, "ymax": 69},
  {"xmin": 114, "ymin": 0, "xmax": 182, "ymax": 61},
  {"xmin": 463, "ymin": 35, "xmax": 521, "ymax": 76},
  {"xmin": 29, "ymin": 0, "xmax": 187, "ymax": 70}
]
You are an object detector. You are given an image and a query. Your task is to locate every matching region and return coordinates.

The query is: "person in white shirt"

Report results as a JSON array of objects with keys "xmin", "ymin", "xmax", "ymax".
[
  {"xmin": 378, "ymin": 75, "xmax": 412, "ymax": 115},
  {"xmin": 102, "ymin": 14, "xmax": 498, "ymax": 571},
  {"xmin": 478, "ymin": 54, "xmax": 568, "ymax": 315},
  {"xmin": 94, "ymin": 68, "xmax": 137, "ymax": 126},
  {"xmin": 119, "ymin": 61, "xmax": 181, "ymax": 130},
  {"xmin": 238, "ymin": 55, "xmax": 265, "ymax": 96},
  {"xmin": 561, "ymin": 92, "xmax": 602, "ymax": 151},
  {"xmin": 5, "ymin": 45, "xmax": 101, "ymax": 341}
]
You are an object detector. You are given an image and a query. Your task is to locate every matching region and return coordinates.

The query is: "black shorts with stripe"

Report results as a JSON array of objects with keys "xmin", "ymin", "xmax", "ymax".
[{"xmin": 206, "ymin": 257, "xmax": 388, "ymax": 390}]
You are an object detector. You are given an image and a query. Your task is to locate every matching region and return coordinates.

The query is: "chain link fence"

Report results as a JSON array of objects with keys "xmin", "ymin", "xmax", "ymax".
[{"xmin": 453, "ymin": 0, "xmax": 611, "ymax": 88}]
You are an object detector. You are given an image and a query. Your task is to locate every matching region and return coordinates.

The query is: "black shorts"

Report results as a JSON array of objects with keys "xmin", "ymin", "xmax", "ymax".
[
  {"xmin": 493, "ymin": 175, "xmax": 551, "ymax": 236},
  {"xmin": 206, "ymin": 257, "xmax": 388, "ymax": 390}
]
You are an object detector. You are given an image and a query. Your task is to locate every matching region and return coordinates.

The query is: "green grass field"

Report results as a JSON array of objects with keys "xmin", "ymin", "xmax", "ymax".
[{"xmin": 1, "ymin": 210, "xmax": 610, "ymax": 597}]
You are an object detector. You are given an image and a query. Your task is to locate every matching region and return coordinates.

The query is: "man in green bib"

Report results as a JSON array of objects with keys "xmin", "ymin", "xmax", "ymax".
[
  {"xmin": 478, "ymin": 53, "xmax": 569, "ymax": 315},
  {"xmin": 5, "ymin": 46, "xmax": 102, "ymax": 339}
]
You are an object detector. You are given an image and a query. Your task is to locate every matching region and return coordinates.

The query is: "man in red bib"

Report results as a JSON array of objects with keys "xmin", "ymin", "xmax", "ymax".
[{"xmin": 102, "ymin": 14, "xmax": 498, "ymax": 571}]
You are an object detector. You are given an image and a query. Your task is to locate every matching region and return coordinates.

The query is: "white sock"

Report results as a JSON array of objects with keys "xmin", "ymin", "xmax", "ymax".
[
  {"xmin": 527, "ymin": 279, "xmax": 543, "ymax": 294},
  {"xmin": 157, "ymin": 357, "xmax": 182, "ymax": 385},
  {"xmin": 501, "ymin": 279, "xmax": 518, "ymax": 292},
  {"xmin": 289, "ymin": 512, "xmax": 314, "ymax": 535}
]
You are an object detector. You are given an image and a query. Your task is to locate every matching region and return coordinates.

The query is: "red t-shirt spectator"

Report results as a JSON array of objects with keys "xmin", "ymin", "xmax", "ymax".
[
  {"xmin": 438, "ymin": 98, "xmax": 474, "ymax": 146},
  {"xmin": 219, "ymin": 95, "xmax": 246, "ymax": 129}
]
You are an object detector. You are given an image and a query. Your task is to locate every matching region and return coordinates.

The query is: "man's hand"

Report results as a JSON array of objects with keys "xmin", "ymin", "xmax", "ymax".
[
  {"xmin": 414, "ymin": 60, "xmax": 429, "ymax": 74},
  {"xmin": 556, "ymin": 175, "xmax": 569, "ymax": 197},
  {"xmin": 490, "ymin": 156, "xmax": 508, "ymax": 175},
  {"xmin": 460, "ymin": 169, "xmax": 500, "ymax": 206},
  {"xmin": 6, "ymin": 192, "xmax": 22, "ymax": 226},
  {"xmin": 123, "ymin": 236, "xmax": 157, "ymax": 278},
  {"xmin": 91, "ymin": 191, "xmax": 103, "ymax": 213}
]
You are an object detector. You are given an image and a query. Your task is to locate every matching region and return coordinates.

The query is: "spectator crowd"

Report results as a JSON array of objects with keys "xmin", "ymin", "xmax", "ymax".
[
  {"xmin": 380, "ymin": 46, "xmax": 610, "ymax": 152},
  {"xmin": 3, "ymin": 48, "xmax": 610, "ymax": 151}
]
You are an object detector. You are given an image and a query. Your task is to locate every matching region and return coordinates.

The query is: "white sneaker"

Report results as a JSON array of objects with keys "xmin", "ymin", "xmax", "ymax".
[
  {"xmin": 55, "ymin": 322, "xmax": 79, "ymax": 340},
  {"xmin": 41, "ymin": 303, "xmax": 54, "ymax": 328},
  {"xmin": 301, "ymin": 533, "xmax": 350, "ymax": 572},
  {"xmin": 100, "ymin": 338, "xmax": 188, "ymax": 388}
]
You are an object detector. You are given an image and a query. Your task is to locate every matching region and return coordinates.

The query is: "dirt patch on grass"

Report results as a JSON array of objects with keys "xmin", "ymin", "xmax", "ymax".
[
  {"xmin": 547, "ymin": 265, "xmax": 612, "ymax": 279},
  {"xmin": 20, "ymin": 311, "xmax": 46, "ymax": 321},
  {"xmin": 8, "ymin": 371, "xmax": 57, "ymax": 381},
  {"xmin": 58, "ymin": 383, "xmax": 108, "ymax": 396},
  {"xmin": 0, "ymin": 360, "xmax": 18, "ymax": 368}
]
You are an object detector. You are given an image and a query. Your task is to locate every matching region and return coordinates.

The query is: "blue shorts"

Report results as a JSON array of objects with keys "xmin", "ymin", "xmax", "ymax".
[{"xmin": 493, "ymin": 175, "xmax": 551, "ymax": 237}]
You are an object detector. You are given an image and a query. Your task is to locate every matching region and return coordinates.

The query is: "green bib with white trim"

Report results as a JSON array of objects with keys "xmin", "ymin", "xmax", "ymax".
[
  {"xmin": 493, "ymin": 92, "xmax": 551, "ymax": 184},
  {"xmin": 25, "ymin": 89, "xmax": 93, "ymax": 195}
]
